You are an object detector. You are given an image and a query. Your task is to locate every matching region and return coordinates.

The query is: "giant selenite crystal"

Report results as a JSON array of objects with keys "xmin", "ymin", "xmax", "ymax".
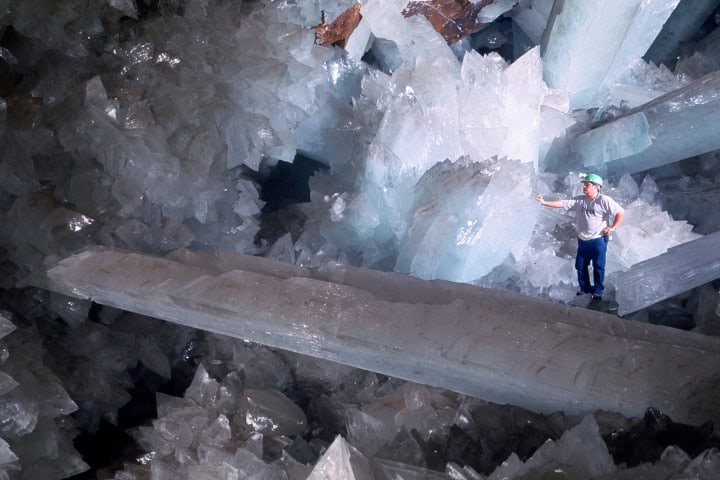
[
  {"xmin": 37, "ymin": 247, "xmax": 720, "ymax": 426},
  {"xmin": 645, "ymin": 0, "xmax": 720, "ymax": 67},
  {"xmin": 570, "ymin": 71, "xmax": 720, "ymax": 174},
  {"xmin": 542, "ymin": 0, "xmax": 679, "ymax": 109},
  {"xmin": 305, "ymin": 42, "xmax": 555, "ymax": 276},
  {"xmin": 395, "ymin": 158, "xmax": 538, "ymax": 282},
  {"xmin": 616, "ymin": 230, "xmax": 720, "ymax": 316}
]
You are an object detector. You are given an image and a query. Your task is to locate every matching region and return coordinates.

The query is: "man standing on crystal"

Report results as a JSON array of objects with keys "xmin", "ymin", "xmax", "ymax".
[{"xmin": 535, "ymin": 174, "xmax": 624, "ymax": 300}]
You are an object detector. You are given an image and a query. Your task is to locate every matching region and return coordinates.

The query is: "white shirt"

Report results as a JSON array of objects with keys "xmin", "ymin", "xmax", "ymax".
[{"xmin": 561, "ymin": 194, "xmax": 624, "ymax": 241}]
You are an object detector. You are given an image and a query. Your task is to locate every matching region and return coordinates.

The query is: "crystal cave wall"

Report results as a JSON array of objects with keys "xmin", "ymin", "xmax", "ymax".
[{"xmin": 1, "ymin": 0, "xmax": 720, "ymax": 479}]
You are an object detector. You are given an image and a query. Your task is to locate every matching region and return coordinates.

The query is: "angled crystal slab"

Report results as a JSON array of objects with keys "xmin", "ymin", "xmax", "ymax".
[
  {"xmin": 595, "ymin": 0, "xmax": 681, "ymax": 97},
  {"xmin": 645, "ymin": 0, "xmax": 719, "ymax": 66},
  {"xmin": 38, "ymin": 248, "xmax": 720, "ymax": 425},
  {"xmin": 616, "ymin": 231, "xmax": 720, "ymax": 316},
  {"xmin": 542, "ymin": 0, "xmax": 678, "ymax": 109},
  {"xmin": 571, "ymin": 71, "xmax": 720, "ymax": 173}
]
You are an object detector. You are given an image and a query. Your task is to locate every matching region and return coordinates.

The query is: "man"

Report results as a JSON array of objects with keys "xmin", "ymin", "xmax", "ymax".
[{"xmin": 535, "ymin": 174, "xmax": 624, "ymax": 300}]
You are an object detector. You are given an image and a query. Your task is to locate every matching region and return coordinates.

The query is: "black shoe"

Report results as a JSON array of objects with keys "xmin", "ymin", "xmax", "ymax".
[
  {"xmin": 576, "ymin": 291, "xmax": 584, "ymax": 296},
  {"xmin": 591, "ymin": 294, "xmax": 602, "ymax": 300}
]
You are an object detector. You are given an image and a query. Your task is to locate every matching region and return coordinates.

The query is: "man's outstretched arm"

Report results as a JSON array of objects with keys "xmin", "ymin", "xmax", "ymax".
[{"xmin": 535, "ymin": 194, "xmax": 563, "ymax": 208}]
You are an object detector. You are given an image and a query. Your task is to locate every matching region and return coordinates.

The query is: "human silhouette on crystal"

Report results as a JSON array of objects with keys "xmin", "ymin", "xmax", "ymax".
[{"xmin": 535, "ymin": 174, "xmax": 624, "ymax": 300}]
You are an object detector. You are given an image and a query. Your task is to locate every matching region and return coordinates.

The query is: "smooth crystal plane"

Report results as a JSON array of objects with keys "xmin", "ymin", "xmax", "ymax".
[
  {"xmin": 571, "ymin": 71, "xmax": 720, "ymax": 174},
  {"xmin": 616, "ymin": 231, "xmax": 720, "ymax": 315},
  {"xmin": 542, "ymin": 0, "xmax": 680, "ymax": 109},
  {"xmin": 38, "ymin": 248, "xmax": 720, "ymax": 427}
]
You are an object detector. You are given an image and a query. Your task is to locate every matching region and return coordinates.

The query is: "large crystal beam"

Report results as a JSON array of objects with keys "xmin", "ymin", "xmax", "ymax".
[
  {"xmin": 616, "ymin": 231, "xmax": 720, "ymax": 316},
  {"xmin": 542, "ymin": 0, "xmax": 679, "ymax": 109},
  {"xmin": 645, "ymin": 0, "xmax": 720, "ymax": 66},
  {"xmin": 570, "ymin": 71, "xmax": 720, "ymax": 173},
  {"xmin": 36, "ymin": 248, "xmax": 720, "ymax": 425}
]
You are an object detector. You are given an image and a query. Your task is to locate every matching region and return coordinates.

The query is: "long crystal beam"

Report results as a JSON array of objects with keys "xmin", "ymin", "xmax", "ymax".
[
  {"xmin": 616, "ymin": 231, "xmax": 720, "ymax": 316},
  {"xmin": 542, "ymin": 0, "xmax": 679, "ymax": 109},
  {"xmin": 645, "ymin": 0, "xmax": 720, "ymax": 67},
  {"xmin": 570, "ymin": 71, "xmax": 720, "ymax": 173},
  {"xmin": 36, "ymin": 248, "xmax": 720, "ymax": 425}
]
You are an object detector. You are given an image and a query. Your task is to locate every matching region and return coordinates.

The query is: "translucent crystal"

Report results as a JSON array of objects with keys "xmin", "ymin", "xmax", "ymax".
[
  {"xmin": 242, "ymin": 388, "xmax": 307, "ymax": 437},
  {"xmin": 307, "ymin": 436, "xmax": 374, "ymax": 480},
  {"xmin": 543, "ymin": 0, "xmax": 679, "ymax": 108},
  {"xmin": 616, "ymin": 231, "xmax": 720, "ymax": 315},
  {"xmin": 43, "ymin": 248, "xmax": 720, "ymax": 426},
  {"xmin": 571, "ymin": 72, "xmax": 720, "ymax": 174}
]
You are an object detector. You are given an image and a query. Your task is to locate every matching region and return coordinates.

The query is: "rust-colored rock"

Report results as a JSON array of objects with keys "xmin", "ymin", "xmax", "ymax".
[
  {"xmin": 402, "ymin": 0, "xmax": 492, "ymax": 44},
  {"xmin": 311, "ymin": 4, "xmax": 363, "ymax": 48}
]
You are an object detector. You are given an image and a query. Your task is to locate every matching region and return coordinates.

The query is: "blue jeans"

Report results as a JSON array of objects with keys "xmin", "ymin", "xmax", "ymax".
[{"xmin": 576, "ymin": 237, "xmax": 607, "ymax": 295}]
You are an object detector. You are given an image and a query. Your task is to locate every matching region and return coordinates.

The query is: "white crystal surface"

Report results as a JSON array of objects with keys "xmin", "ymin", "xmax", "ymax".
[
  {"xmin": 41, "ymin": 248, "xmax": 720, "ymax": 425},
  {"xmin": 242, "ymin": 388, "xmax": 308, "ymax": 437},
  {"xmin": 489, "ymin": 415, "xmax": 615, "ymax": 479},
  {"xmin": 0, "ymin": 437, "xmax": 19, "ymax": 466},
  {"xmin": 0, "ymin": 313, "xmax": 15, "ymax": 341},
  {"xmin": 543, "ymin": 0, "xmax": 678, "ymax": 109},
  {"xmin": 616, "ymin": 231, "xmax": 720, "ymax": 315},
  {"xmin": 572, "ymin": 72, "xmax": 720, "ymax": 174},
  {"xmin": 396, "ymin": 158, "xmax": 539, "ymax": 281},
  {"xmin": 307, "ymin": 436, "xmax": 374, "ymax": 480}
]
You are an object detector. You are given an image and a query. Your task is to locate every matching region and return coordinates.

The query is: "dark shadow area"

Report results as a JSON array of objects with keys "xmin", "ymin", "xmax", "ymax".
[
  {"xmin": 257, "ymin": 155, "xmax": 328, "ymax": 213},
  {"xmin": 605, "ymin": 407, "xmax": 720, "ymax": 467},
  {"xmin": 68, "ymin": 359, "xmax": 199, "ymax": 479}
]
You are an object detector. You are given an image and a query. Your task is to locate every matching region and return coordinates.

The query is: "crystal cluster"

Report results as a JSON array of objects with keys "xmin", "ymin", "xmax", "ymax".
[{"xmin": 1, "ymin": 0, "xmax": 720, "ymax": 477}]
